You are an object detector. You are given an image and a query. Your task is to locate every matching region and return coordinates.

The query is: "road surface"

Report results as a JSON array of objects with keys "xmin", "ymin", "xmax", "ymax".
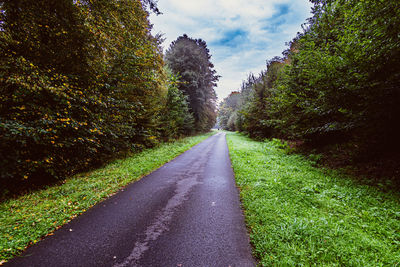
[{"xmin": 6, "ymin": 132, "xmax": 255, "ymax": 267}]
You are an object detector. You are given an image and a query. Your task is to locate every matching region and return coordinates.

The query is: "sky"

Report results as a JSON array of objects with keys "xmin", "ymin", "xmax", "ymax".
[{"xmin": 149, "ymin": 0, "xmax": 313, "ymax": 102}]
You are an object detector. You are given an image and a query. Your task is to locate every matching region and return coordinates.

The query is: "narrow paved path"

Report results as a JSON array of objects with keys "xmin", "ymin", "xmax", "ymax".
[{"xmin": 6, "ymin": 133, "xmax": 255, "ymax": 267}]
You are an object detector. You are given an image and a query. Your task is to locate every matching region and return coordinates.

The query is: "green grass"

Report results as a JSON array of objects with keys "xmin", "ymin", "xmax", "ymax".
[
  {"xmin": 0, "ymin": 131, "xmax": 215, "ymax": 263},
  {"xmin": 226, "ymin": 132, "xmax": 400, "ymax": 266}
]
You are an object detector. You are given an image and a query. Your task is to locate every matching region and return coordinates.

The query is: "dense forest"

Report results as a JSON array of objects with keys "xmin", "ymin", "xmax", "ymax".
[
  {"xmin": 0, "ymin": 0, "xmax": 217, "ymax": 197},
  {"xmin": 218, "ymin": 0, "xmax": 400, "ymax": 186}
]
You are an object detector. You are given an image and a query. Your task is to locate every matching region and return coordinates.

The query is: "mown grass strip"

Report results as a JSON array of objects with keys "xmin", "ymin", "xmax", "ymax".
[
  {"xmin": 0, "ymin": 131, "xmax": 215, "ymax": 262},
  {"xmin": 226, "ymin": 132, "xmax": 400, "ymax": 266}
]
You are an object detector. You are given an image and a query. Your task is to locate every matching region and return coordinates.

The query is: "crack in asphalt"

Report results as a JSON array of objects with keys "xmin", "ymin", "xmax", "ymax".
[
  {"xmin": 114, "ymin": 176, "xmax": 202, "ymax": 267},
  {"xmin": 115, "ymin": 146, "xmax": 212, "ymax": 267}
]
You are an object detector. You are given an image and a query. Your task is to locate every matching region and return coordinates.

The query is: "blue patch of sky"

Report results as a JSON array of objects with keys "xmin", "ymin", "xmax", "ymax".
[
  {"xmin": 263, "ymin": 18, "xmax": 286, "ymax": 33},
  {"xmin": 211, "ymin": 28, "xmax": 248, "ymax": 48},
  {"xmin": 261, "ymin": 3, "xmax": 301, "ymax": 33},
  {"xmin": 275, "ymin": 4, "xmax": 290, "ymax": 17}
]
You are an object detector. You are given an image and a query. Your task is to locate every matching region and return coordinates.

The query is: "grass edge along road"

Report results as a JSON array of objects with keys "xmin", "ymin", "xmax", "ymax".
[
  {"xmin": 226, "ymin": 132, "xmax": 400, "ymax": 266},
  {"xmin": 0, "ymin": 131, "xmax": 215, "ymax": 263}
]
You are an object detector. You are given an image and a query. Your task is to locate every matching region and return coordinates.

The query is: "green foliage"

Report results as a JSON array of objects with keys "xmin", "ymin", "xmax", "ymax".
[
  {"xmin": 0, "ymin": 0, "xmax": 173, "ymax": 194},
  {"xmin": 219, "ymin": 60, "xmax": 284, "ymax": 138},
  {"xmin": 226, "ymin": 132, "xmax": 400, "ymax": 266},
  {"xmin": 274, "ymin": 0, "xmax": 400, "ymax": 151},
  {"xmin": 161, "ymin": 70, "xmax": 195, "ymax": 139},
  {"xmin": 165, "ymin": 34, "xmax": 219, "ymax": 132},
  {"xmin": 218, "ymin": 91, "xmax": 240, "ymax": 131},
  {"xmin": 218, "ymin": 0, "xmax": 400, "ymax": 163},
  {"xmin": 0, "ymin": 131, "xmax": 215, "ymax": 262}
]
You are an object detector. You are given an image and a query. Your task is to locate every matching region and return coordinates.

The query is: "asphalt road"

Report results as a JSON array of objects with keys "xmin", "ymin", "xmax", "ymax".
[{"xmin": 6, "ymin": 132, "xmax": 255, "ymax": 267}]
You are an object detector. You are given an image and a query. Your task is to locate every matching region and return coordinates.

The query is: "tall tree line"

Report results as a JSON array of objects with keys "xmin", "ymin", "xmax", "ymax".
[
  {"xmin": 165, "ymin": 34, "xmax": 219, "ymax": 132},
  {"xmin": 218, "ymin": 0, "xmax": 400, "ymax": 182},
  {"xmin": 0, "ymin": 1, "xmax": 217, "ymax": 196}
]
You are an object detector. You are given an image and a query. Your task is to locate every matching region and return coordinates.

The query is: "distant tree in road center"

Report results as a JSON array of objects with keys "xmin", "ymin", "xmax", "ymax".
[{"xmin": 165, "ymin": 34, "xmax": 219, "ymax": 132}]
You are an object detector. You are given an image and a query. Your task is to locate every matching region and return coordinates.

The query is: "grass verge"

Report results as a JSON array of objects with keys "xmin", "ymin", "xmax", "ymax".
[
  {"xmin": 226, "ymin": 132, "xmax": 400, "ymax": 266},
  {"xmin": 0, "ymin": 131, "xmax": 215, "ymax": 263}
]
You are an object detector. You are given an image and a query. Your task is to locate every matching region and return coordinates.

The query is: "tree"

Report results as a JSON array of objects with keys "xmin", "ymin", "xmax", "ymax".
[
  {"xmin": 218, "ymin": 91, "xmax": 241, "ymax": 131},
  {"xmin": 272, "ymin": 0, "xmax": 400, "ymax": 151},
  {"xmin": 161, "ymin": 70, "xmax": 194, "ymax": 139},
  {"xmin": 165, "ymin": 34, "xmax": 219, "ymax": 132},
  {"xmin": 218, "ymin": 0, "xmax": 400, "ymax": 167},
  {"xmin": 0, "ymin": 0, "xmax": 167, "ymax": 194}
]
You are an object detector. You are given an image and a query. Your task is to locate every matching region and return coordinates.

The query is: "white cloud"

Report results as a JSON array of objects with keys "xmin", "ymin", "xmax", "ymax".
[{"xmin": 149, "ymin": 0, "xmax": 313, "ymax": 101}]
